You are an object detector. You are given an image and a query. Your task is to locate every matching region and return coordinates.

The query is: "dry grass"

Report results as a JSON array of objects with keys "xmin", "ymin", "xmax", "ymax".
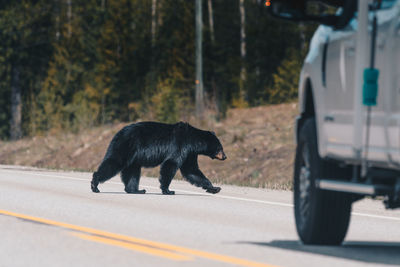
[{"xmin": 0, "ymin": 103, "xmax": 298, "ymax": 189}]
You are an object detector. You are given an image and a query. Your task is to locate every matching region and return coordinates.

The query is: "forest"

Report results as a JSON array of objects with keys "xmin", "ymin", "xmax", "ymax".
[{"xmin": 0, "ymin": 0, "xmax": 316, "ymax": 140}]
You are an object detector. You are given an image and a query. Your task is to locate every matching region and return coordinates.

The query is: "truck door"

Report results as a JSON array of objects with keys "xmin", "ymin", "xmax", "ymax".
[
  {"xmin": 323, "ymin": 21, "xmax": 356, "ymax": 158},
  {"xmin": 373, "ymin": 1, "xmax": 400, "ymax": 164},
  {"xmin": 324, "ymin": 0, "xmax": 400, "ymax": 163}
]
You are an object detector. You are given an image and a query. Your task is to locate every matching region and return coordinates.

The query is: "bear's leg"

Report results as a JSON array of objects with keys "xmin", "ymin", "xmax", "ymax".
[
  {"xmin": 181, "ymin": 168, "xmax": 221, "ymax": 194},
  {"xmin": 159, "ymin": 161, "xmax": 178, "ymax": 195},
  {"xmin": 121, "ymin": 164, "xmax": 146, "ymax": 194},
  {"xmin": 91, "ymin": 158, "xmax": 122, "ymax": 193},
  {"xmin": 180, "ymin": 156, "xmax": 221, "ymax": 194}
]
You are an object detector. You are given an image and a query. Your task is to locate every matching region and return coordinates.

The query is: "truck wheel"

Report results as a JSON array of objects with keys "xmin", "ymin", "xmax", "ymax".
[{"xmin": 294, "ymin": 118, "xmax": 352, "ymax": 245}]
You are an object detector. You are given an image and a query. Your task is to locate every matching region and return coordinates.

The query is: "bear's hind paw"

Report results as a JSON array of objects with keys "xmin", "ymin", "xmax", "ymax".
[
  {"xmin": 125, "ymin": 189, "xmax": 146, "ymax": 194},
  {"xmin": 92, "ymin": 187, "xmax": 100, "ymax": 193},
  {"xmin": 161, "ymin": 189, "xmax": 175, "ymax": 195}
]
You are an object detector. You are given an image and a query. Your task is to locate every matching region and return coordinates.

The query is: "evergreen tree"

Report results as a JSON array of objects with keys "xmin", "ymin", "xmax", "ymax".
[{"xmin": 269, "ymin": 48, "xmax": 302, "ymax": 103}]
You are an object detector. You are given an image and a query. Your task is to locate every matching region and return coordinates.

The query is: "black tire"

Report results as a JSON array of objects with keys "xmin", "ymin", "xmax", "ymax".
[{"xmin": 294, "ymin": 118, "xmax": 352, "ymax": 245}]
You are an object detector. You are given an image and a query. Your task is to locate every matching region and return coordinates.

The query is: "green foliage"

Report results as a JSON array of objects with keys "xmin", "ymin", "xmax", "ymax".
[
  {"xmin": 152, "ymin": 79, "xmax": 180, "ymax": 124},
  {"xmin": 269, "ymin": 49, "xmax": 302, "ymax": 104},
  {"xmin": 232, "ymin": 91, "xmax": 249, "ymax": 109},
  {"xmin": 65, "ymin": 87, "xmax": 101, "ymax": 132}
]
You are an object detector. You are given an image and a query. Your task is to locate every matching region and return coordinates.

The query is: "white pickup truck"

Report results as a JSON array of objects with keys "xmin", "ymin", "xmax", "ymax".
[{"xmin": 268, "ymin": 0, "xmax": 400, "ymax": 245}]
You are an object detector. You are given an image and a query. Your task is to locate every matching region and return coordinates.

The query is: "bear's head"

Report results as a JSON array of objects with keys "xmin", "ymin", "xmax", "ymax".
[{"xmin": 206, "ymin": 131, "xmax": 227, "ymax": 161}]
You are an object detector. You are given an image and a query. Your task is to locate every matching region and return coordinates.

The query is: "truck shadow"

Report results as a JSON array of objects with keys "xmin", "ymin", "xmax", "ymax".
[{"xmin": 239, "ymin": 240, "xmax": 400, "ymax": 265}]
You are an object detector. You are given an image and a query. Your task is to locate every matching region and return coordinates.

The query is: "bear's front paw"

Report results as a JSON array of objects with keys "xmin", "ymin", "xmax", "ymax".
[
  {"xmin": 206, "ymin": 187, "xmax": 221, "ymax": 194},
  {"xmin": 91, "ymin": 181, "xmax": 100, "ymax": 193},
  {"xmin": 162, "ymin": 189, "xmax": 175, "ymax": 195}
]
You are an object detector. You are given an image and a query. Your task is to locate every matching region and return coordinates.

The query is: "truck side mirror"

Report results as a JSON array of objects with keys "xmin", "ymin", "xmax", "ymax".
[{"xmin": 266, "ymin": 0, "xmax": 342, "ymax": 27}]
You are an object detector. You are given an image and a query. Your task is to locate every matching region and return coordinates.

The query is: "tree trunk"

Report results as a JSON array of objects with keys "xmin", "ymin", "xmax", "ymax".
[
  {"xmin": 195, "ymin": 0, "xmax": 204, "ymax": 119},
  {"xmin": 207, "ymin": 0, "xmax": 215, "ymax": 44},
  {"xmin": 299, "ymin": 22, "xmax": 306, "ymax": 51},
  {"xmin": 10, "ymin": 65, "xmax": 22, "ymax": 140},
  {"xmin": 151, "ymin": 0, "xmax": 157, "ymax": 46},
  {"xmin": 67, "ymin": 0, "xmax": 72, "ymax": 38},
  {"xmin": 65, "ymin": 0, "xmax": 72, "ymax": 93},
  {"xmin": 157, "ymin": 0, "xmax": 163, "ymax": 28},
  {"xmin": 101, "ymin": 0, "xmax": 106, "ymax": 124},
  {"xmin": 239, "ymin": 0, "xmax": 246, "ymax": 97},
  {"xmin": 55, "ymin": 0, "xmax": 60, "ymax": 40},
  {"xmin": 207, "ymin": 0, "xmax": 221, "ymax": 119}
]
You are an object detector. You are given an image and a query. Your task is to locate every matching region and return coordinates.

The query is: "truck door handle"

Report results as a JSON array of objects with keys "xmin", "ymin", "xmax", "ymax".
[
  {"xmin": 346, "ymin": 46, "xmax": 355, "ymax": 55},
  {"xmin": 377, "ymin": 38, "xmax": 385, "ymax": 50},
  {"xmin": 324, "ymin": 115, "xmax": 335, "ymax": 122},
  {"xmin": 344, "ymin": 40, "xmax": 355, "ymax": 56}
]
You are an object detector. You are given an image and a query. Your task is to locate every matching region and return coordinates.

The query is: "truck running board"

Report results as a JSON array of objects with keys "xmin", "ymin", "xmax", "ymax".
[{"xmin": 316, "ymin": 179, "xmax": 392, "ymax": 196}]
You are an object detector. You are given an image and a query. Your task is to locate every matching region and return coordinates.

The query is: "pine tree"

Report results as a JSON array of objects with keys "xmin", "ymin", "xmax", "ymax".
[{"xmin": 269, "ymin": 49, "xmax": 302, "ymax": 103}]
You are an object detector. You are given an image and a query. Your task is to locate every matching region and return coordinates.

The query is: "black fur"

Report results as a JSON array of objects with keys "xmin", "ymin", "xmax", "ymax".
[{"xmin": 91, "ymin": 121, "xmax": 226, "ymax": 194}]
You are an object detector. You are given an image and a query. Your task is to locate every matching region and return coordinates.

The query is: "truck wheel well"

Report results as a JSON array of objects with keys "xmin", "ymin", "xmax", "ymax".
[
  {"xmin": 297, "ymin": 79, "xmax": 315, "ymax": 141},
  {"xmin": 303, "ymin": 79, "xmax": 315, "ymax": 118}
]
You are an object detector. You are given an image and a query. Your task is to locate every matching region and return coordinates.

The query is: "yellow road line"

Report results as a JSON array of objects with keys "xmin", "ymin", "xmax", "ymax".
[
  {"xmin": 0, "ymin": 209, "xmax": 278, "ymax": 267},
  {"xmin": 71, "ymin": 233, "xmax": 191, "ymax": 261}
]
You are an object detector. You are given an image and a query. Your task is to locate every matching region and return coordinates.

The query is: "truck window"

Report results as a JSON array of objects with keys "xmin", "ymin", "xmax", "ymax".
[{"xmin": 381, "ymin": 0, "xmax": 397, "ymax": 9}]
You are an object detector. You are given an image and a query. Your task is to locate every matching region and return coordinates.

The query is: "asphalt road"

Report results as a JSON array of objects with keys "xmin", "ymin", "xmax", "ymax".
[{"xmin": 1, "ymin": 165, "xmax": 400, "ymax": 267}]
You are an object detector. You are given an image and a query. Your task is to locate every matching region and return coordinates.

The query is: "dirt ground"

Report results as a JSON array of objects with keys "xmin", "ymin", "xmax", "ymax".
[{"xmin": 0, "ymin": 103, "xmax": 298, "ymax": 189}]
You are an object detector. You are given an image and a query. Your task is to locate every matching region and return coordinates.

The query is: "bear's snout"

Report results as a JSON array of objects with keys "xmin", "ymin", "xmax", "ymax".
[{"xmin": 215, "ymin": 151, "xmax": 227, "ymax": 160}]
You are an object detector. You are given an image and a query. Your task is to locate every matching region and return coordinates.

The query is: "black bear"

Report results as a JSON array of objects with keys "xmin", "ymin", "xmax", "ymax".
[{"xmin": 91, "ymin": 121, "xmax": 226, "ymax": 195}]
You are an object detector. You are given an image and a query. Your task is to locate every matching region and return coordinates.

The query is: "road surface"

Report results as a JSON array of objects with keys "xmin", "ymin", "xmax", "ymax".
[{"xmin": 0, "ymin": 165, "xmax": 399, "ymax": 267}]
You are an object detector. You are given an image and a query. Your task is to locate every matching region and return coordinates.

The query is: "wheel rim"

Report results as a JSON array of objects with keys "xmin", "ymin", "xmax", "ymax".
[{"xmin": 298, "ymin": 144, "xmax": 311, "ymax": 226}]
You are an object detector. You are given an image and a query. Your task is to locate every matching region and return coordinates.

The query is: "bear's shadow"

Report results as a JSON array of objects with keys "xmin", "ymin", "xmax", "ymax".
[{"xmin": 99, "ymin": 191, "xmax": 210, "ymax": 197}]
